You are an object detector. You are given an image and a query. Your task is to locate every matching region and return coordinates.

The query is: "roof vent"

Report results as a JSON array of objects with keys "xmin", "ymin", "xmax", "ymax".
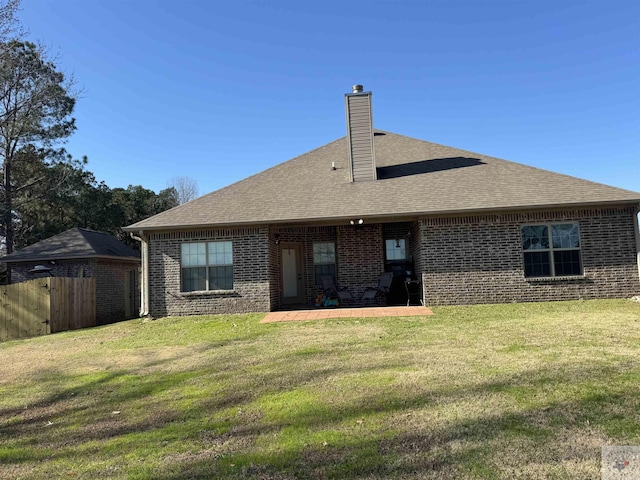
[{"xmin": 345, "ymin": 85, "xmax": 376, "ymax": 182}]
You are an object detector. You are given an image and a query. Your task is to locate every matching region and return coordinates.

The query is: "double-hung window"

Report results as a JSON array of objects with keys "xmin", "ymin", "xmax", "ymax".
[
  {"xmin": 521, "ymin": 223, "xmax": 582, "ymax": 278},
  {"xmin": 181, "ymin": 241, "xmax": 233, "ymax": 292},
  {"xmin": 313, "ymin": 242, "xmax": 336, "ymax": 286}
]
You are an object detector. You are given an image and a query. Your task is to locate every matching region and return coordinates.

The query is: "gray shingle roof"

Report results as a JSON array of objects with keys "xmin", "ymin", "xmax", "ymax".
[
  {"xmin": 125, "ymin": 131, "xmax": 640, "ymax": 231},
  {"xmin": 1, "ymin": 228, "xmax": 141, "ymax": 263}
]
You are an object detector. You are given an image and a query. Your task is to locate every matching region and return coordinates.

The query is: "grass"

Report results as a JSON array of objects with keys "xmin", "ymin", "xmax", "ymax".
[{"xmin": 0, "ymin": 299, "xmax": 639, "ymax": 479}]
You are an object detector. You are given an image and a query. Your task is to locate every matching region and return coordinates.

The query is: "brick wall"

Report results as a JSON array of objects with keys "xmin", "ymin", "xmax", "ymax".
[
  {"xmin": 10, "ymin": 259, "xmax": 94, "ymax": 282},
  {"xmin": 336, "ymin": 224, "xmax": 385, "ymax": 301},
  {"xmin": 410, "ymin": 221, "xmax": 423, "ymax": 276},
  {"xmin": 147, "ymin": 227, "xmax": 270, "ymax": 317},
  {"xmin": 269, "ymin": 226, "xmax": 337, "ymax": 307},
  {"xmin": 267, "ymin": 225, "xmax": 387, "ymax": 307},
  {"xmin": 94, "ymin": 260, "xmax": 140, "ymax": 324},
  {"xmin": 419, "ymin": 206, "xmax": 640, "ymax": 305},
  {"xmin": 268, "ymin": 230, "xmax": 282, "ymax": 310}
]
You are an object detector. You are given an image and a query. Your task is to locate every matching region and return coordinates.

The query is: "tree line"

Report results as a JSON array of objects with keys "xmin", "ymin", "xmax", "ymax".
[{"xmin": 0, "ymin": 1, "xmax": 197, "ymax": 255}]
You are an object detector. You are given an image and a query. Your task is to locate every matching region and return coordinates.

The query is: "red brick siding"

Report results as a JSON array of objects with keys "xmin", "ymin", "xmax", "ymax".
[
  {"xmin": 336, "ymin": 224, "xmax": 385, "ymax": 300},
  {"xmin": 268, "ymin": 230, "xmax": 281, "ymax": 310},
  {"xmin": 147, "ymin": 227, "xmax": 270, "ymax": 317},
  {"xmin": 94, "ymin": 260, "xmax": 140, "ymax": 324},
  {"xmin": 268, "ymin": 225, "xmax": 388, "ymax": 307},
  {"xmin": 269, "ymin": 226, "xmax": 337, "ymax": 306},
  {"xmin": 410, "ymin": 221, "xmax": 423, "ymax": 277},
  {"xmin": 418, "ymin": 207, "xmax": 640, "ymax": 305}
]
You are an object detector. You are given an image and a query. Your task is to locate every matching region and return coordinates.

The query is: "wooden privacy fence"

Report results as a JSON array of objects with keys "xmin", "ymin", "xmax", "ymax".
[{"xmin": 0, "ymin": 278, "xmax": 96, "ymax": 341}]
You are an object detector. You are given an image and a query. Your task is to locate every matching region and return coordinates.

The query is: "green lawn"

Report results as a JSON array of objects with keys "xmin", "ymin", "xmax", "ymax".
[{"xmin": 1, "ymin": 300, "xmax": 639, "ymax": 479}]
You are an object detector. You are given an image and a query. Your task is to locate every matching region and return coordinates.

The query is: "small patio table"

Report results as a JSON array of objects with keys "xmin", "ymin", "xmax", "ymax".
[{"xmin": 404, "ymin": 279, "xmax": 423, "ymax": 307}]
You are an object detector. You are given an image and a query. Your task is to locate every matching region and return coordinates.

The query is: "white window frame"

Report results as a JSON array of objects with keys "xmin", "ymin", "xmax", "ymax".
[
  {"xmin": 521, "ymin": 223, "xmax": 582, "ymax": 278},
  {"xmin": 181, "ymin": 241, "xmax": 234, "ymax": 292}
]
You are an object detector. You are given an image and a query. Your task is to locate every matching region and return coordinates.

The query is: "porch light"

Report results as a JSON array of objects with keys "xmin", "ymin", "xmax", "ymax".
[
  {"xmin": 274, "ymin": 233, "xmax": 281, "ymax": 245},
  {"xmin": 349, "ymin": 219, "xmax": 364, "ymax": 226}
]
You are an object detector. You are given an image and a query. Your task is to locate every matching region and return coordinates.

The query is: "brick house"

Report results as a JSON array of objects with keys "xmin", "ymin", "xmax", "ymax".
[
  {"xmin": 1, "ymin": 228, "xmax": 141, "ymax": 324},
  {"xmin": 124, "ymin": 86, "xmax": 640, "ymax": 317}
]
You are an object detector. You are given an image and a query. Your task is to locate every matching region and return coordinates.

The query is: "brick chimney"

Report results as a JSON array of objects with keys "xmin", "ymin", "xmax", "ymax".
[{"xmin": 345, "ymin": 84, "xmax": 376, "ymax": 182}]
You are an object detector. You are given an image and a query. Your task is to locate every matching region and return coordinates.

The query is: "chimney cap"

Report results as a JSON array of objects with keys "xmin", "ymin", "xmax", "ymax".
[{"xmin": 352, "ymin": 84, "xmax": 364, "ymax": 93}]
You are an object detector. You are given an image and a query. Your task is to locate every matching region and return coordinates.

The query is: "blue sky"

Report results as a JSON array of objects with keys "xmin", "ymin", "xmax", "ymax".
[{"xmin": 21, "ymin": 0, "xmax": 640, "ymax": 196}]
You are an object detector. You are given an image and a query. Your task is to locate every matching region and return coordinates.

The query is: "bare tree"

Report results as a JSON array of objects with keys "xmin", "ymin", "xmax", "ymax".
[
  {"xmin": 167, "ymin": 176, "xmax": 199, "ymax": 204},
  {"xmin": 0, "ymin": 0, "xmax": 21, "ymax": 42}
]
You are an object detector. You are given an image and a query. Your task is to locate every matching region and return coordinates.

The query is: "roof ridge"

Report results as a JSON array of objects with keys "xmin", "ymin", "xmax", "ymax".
[{"xmin": 75, "ymin": 227, "xmax": 111, "ymax": 234}]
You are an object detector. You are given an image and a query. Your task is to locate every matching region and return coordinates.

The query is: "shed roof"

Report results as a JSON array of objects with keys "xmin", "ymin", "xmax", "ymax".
[
  {"xmin": 125, "ymin": 130, "xmax": 640, "ymax": 231},
  {"xmin": 1, "ymin": 228, "xmax": 141, "ymax": 263}
]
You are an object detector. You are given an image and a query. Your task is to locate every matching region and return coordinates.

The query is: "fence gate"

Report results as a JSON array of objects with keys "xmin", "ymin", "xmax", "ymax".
[
  {"xmin": 0, "ymin": 279, "xmax": 50, "ymax": 341},
  {"xmin": 0, "ymin": 278, "xmax": 96, "ymax": 342}
]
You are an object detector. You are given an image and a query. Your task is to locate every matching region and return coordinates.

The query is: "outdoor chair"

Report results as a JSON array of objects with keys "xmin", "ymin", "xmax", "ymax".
[
  {"xmin": 321, "ymin": 276, "xmax": 353, "ymax": 304},
  {"xmin": 361, "ymin": 272, "xmax": 394, "ymax": 303}
]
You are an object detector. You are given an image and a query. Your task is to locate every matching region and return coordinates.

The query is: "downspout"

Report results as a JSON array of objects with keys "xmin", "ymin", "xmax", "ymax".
[
  {"xmin": 130, "ymin": 230, "xmax": 149, "ymax": 317},
  {"xmin": 634, "ymin": 205, "xmax": 640, "ymax": 284}
]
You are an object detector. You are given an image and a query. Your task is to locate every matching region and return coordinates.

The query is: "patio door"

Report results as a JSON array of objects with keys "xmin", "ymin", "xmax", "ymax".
[{"xmin": 281, "ymin": 243, "xmax": 304, "ymax": 304}]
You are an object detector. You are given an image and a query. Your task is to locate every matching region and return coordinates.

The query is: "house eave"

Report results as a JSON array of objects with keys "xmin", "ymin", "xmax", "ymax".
[{"xmin": 123, "ymin": 198, "xmax": 640, "ymax": 233}]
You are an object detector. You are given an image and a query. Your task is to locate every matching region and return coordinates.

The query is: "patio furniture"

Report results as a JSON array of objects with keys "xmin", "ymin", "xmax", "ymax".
[
  {"xmin": 404, "ymin": 279, "xmax": 423, "ymax": 306},
  {"xmin": 361, "ymin": 272, "xmax": 394, "ymax": 303},
  {"xmin": 321, "ymin": 276, "xmax": 353, "ymax": 304}
]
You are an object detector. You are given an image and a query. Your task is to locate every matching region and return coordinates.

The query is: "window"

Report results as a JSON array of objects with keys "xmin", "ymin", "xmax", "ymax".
[
  {"xmin": 521, "ymin": 223, "xmax": 581, "ymax": 278},
  {"xmin": 385, "ymin": 239, "xmax": 407, "ymax": 261},
  {"xmin": 313, "ymin": 242, "xmax": 336, "ymax": 286},
  {"xmin": 181, "ymin": 241, "xmax": 233, "ymax": 292}
]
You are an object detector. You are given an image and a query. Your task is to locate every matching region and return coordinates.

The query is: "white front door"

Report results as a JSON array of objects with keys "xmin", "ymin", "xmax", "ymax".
[{"xmin": 282, "ymin": 244, "xmax": 304, "ymax": 304}]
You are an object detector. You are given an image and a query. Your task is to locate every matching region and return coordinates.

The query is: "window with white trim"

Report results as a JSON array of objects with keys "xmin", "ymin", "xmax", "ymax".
[
  {"xmin": 313, "ymin": 242, "xmax": 336, "ymax": 286},
  {"xmin": 181, "ymin": 241, "xmax": 233, "ymax": 292},
  {"xmin": 521, "ymin": 223, "xmax": 582, "ymax": 278}
]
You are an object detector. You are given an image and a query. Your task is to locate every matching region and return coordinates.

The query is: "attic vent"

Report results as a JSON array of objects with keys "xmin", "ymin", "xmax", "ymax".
[{"xmin": 345, "ymin": 85, "xmax": 376, "ymax": 182}]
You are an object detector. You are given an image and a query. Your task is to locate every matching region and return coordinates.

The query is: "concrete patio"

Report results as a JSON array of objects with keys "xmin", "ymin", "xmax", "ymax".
[{"xmin": 261, "ymin": 305, "xmax": 433, "ymax": 323}]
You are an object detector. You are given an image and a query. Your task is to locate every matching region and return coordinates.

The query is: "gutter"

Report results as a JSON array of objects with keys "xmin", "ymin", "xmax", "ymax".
[{"xmin": 129, "ymin": 230, "xmax": 149, "ymax": 317}]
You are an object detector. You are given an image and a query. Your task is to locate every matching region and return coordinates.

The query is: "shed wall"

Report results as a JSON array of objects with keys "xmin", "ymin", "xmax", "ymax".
[
  {"xmin": 9, "ymin": 259, "xmax": 140, "ymax": 324},
  {"xmin": 94, "ymin": 260, "xmax": 141, "ymax": 324}
]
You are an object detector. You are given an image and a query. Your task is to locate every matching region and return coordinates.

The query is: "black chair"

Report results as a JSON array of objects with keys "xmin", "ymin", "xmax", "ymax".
[{"xmin": 361, "ymin": 272, "xmax": 394, "ymax": 303}]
